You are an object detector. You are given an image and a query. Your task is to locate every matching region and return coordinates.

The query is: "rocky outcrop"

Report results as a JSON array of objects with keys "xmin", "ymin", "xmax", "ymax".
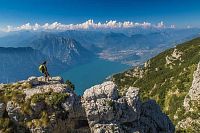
[
  {"xmin": 0, "ymin": 77, "xmax": 174, "ymax": 133},
  {"xmin": 177, "ymin": 62, "xmax": 200, "ymax": 130},
  {"xmin": 184, "ymin": 62, "xmax": 200, "ymax": 111},
  {"xmin": 165, "ymin": 49, "xmax": 183, "ymax": 69},
  {"xmin": 0, "ymin": 76, "xmax": 90, "ymax": 133},
  {"xmin": 30, "ymin": 34, "xmax": 94, "ymax": 65},
  {"xmin": 82, "ymin": 81, "xmax": 174, "ymax": 133}
]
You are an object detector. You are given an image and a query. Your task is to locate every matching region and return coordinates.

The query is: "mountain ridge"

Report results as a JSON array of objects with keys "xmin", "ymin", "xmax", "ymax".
[
  {"xmin": 30, "ymin": 33, "xmax": 94, "ymax": 65},
  {"xmin": 0, "ymin": 47, "xmax": 66, "ymax": 83}
]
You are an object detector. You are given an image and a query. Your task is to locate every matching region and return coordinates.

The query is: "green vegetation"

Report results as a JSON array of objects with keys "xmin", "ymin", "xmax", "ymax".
[
  {"xmin": 26, "ymin": 111, "xmax": 50, "ymax": 128},
  {"xmin": 0, "ymin": 81, "xmax": 70, "ymax": 132},
  {"xmin": 0, "ymin": 89, "xmax": 25, "ymax": 103},
  {"xmin": 107, "ymin": 100, "xmax": 116, "ymax": 111},
  {"xmin": 107, "ymin": 100, "xmax": 114, "ymax": 107},
  {"xmin": 0, "ymin": 118, "xmax": 13, "ymax": 133},
  {"xmin": 112, "ymin": 37, "xmax": 200, "ymax": 131},
  {"xmin": 31, "ymin": 91, "xmax": 69, "ymax": 107},
  {"xmin": 3, "ymin": 82, "xmax": 32, "ymax": 90},
  {"xmin": 65, "ymin": 80, "xmax": 75, "ymax": 90}
]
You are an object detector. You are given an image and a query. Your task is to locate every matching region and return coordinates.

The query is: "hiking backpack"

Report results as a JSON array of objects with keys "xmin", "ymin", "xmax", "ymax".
[{"xmin": 39, "ymin": 65, "xmax": 45, "ymax": 73}]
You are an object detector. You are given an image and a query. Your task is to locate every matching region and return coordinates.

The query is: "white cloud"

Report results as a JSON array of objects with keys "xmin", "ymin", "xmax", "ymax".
[
  {"xmin": 187, "ymin": 25, "xmax": 191, "ymax": 29},
  {"xmin": 156, "ymin": 21, "xmax": 165, "ymax": 28},
  {"xmin": 170, "ymin": 25, "xmax": 176, "ymax": 28},
  {"xmin": 3, "ymin": 19, "xmax": 173, "ymax": 32}
]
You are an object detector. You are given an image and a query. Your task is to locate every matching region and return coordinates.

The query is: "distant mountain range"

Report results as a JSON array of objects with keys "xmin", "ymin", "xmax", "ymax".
[
  {"xmin": 0, "ymin": 28, "xmax": 199, "ymax": 83},
  {"xmin": 0, "ymin": 32, "xmax": 95, "ymax": 83},
  {"xmin": 30, "ymin": 33, "xmax": 94, "ymax": 65},
  {"xmin": 1, "ymin": 28, "xmax": 199, "ymax": 51},
  {"xmin": 0, "ymin": 47, "xmax": 65, "ymax": 83}
]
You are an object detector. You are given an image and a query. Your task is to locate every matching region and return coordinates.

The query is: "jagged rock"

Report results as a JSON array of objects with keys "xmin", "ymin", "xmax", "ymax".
[
  {"xmin": 51, "ymin": 76, "xmax": 64, "ymax": 84},
  {"xmin": 116, "ymin": 87, "xmax": 141, "ymax": 123},
  {"xmin": 82, "ymin": 81, "xmax": 174, "ymax": 133},
  {"xmin": 83, "ymin": 81, "xmax": 118, "ymax": 101},
  {"xmin": 176, "ymin": 62, "xmax": 200, "ymax": 131},
  {"xmin": 0, "ymin": 102, "xmax": 5, "ymax": 118},
  {"xmin": 177, "ymin": 117, "xmax": 200, "ymax": 131},
  {"xmin": 0, "ymin": 76, "xmax": 89, "ymax": 133},
  {"xmin": 28, "ymin": 76, "xmax": 39, "ymax": 86},
  {"xmin": 24, "ymin": 77, "xmax": 67, "ymax": 99},
  {"xmin": 6, "ymin": 101, "xmax": 24, "ymax": 122},
  {"xmin": 91, "ymin": 124, "xmax": 124, "ymax": 133},
  {"xmin": 82, "ymin": 81, "xmax": 120, "ymax": 127},
  {"xmin": 165, "ymin": 49, "xmax": 183, "ymax": 69},
  {"xmin": 184, "ymin": 62, "xmax": 200, "ymax": 111},
  {"xmin": 126, "ymin": 87, "xmax": 141, "ymax": 111},
  {"xmin": 0, "ymin": 77, "xmax": 174, "ymax": 133}
]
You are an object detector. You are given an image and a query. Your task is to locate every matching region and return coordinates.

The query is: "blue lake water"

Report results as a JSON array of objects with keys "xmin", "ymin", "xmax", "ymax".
[{"xmin": 61, "ymin": 59, "xmax": 130, "ymax": 95}]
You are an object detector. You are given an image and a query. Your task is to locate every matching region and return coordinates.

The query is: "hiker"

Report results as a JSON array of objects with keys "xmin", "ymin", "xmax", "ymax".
[{"xmin": 39, "ymin": 61, "xmax": 50, "ymax": 81}]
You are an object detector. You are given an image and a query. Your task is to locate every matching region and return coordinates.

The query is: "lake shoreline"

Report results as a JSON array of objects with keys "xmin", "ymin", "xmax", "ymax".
[{"xmin": 60, "ymin": 58, "xmax": 130, "ymax": 95}]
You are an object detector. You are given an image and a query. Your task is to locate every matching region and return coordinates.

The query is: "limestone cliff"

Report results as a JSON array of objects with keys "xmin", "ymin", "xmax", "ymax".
[
  {"xmin": 82, "ymin": 81, "xmax": 174, "ymax": 133},
  {"xmin": 177, "ymin": 62, "xmax": 200, "ymax": 131},
  {"xmin": 0, "ymin": 76, "xmax": 89, "ymax": 133},
  {"xmin": 0, "ymin": 76, "xmax": 174, "ymax": 133}
]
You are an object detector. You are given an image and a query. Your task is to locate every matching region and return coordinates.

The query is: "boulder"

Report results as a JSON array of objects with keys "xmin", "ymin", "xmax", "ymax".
[
  {"xmin": 28, "ymin": 76, "xmax": 39, "ymax": 86},
  {"xmin": 6, "ymin": 101, "xmax": 24, "ymax": 122},
  {"xmin": 82, "ymin": 81, "xmax": 141, "ymax": 131},
  {"xmin": 50, "ymin": 76, "xmax": 64, "ymax": 84},
  {"xmin": 83, "ymin": 81, "xmax": 118, "ymax": 101},
  {"xmin": 82, "ymin": 81, "xmax": 174, "ymax": 133}
]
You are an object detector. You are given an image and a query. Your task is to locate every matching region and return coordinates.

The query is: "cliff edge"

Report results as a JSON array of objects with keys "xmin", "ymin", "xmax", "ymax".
[{"xmin": 0, "ymin": 76, "xmax": 174, "ymax": 133}]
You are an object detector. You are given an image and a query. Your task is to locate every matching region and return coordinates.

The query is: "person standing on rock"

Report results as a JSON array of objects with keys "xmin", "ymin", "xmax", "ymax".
[{"xmin": 39, "ymin": 61, "xmax": 50, "ymax": 81}]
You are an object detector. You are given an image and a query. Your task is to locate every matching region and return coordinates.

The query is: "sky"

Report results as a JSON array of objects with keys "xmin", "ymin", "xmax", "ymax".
[{"xmin": 0, "ymin": 0, "xmax": 200, "ymax": 29}]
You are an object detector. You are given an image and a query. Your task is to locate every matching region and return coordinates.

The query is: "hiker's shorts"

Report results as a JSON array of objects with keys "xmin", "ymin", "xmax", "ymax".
[{"xmin": 44, "ymin": 71, "xmax": 49, "ymax": 77}]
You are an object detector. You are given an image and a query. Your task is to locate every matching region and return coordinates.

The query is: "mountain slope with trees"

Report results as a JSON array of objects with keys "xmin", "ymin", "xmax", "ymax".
[{"xmin": 112, "ymin": 37, "xmax": 200, "ymax": 132}]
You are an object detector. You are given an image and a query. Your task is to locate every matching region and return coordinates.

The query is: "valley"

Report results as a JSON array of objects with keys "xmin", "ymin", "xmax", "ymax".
[{"xmin": 0, "ymin": 28, "xmax": 199, "ymax": 93}]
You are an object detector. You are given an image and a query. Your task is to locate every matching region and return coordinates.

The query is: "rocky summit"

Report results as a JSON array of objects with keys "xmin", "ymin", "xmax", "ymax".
[{"xmin": 0, "ymin": 76, "xmax": 174, "ymax": 133}]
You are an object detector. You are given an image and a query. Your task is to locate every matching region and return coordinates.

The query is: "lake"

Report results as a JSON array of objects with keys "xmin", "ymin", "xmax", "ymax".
[{"xmin": 61, "ymin": 59, "xmax": 130, "ymax": 95}]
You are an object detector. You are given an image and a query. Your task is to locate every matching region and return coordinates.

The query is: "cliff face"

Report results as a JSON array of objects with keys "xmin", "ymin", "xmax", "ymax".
[
  {"xmin": 0, "ymin": 76, "xmax": 89, "ymax": 133},
  {"xmin": 82, "ymin": 81, "xmax": 174, "ymax": 133},
  {"xmin": 178, "ymin": 62, "xmax": 200, "ymax": 130},
  {"xmin": 0, "ymin": 76, "xmax": 174, "ymax": 133},
  {"xmin": 30, "ymin": 34, "xmax": 94, "ymax": 65}
]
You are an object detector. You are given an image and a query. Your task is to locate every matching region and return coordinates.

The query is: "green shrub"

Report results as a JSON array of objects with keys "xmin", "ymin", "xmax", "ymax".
[
  {"xmin": 26, "ymin": 111, "xmax": 50, "ymax": 128},
  {"xmin": 0, "ymin": 118, "xmax": 13, "ymax": 132},
  {"xmin": 31, "ymin": 93, "xmax": 47, "ymax": 103},
  {"xmin": 65, "ymin": 80, "xmax": 75, "ymax": 90},
  {"xmin": 0, "ymin": 89, "xmax": 25, "ymax": 103},
  {"xmin": 30, "ymin": 92, "xmax": 69, "ymax": 107},
  {"xmin": 45, "ymin": 92, "xmax": 69, "ymax": 106}
]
